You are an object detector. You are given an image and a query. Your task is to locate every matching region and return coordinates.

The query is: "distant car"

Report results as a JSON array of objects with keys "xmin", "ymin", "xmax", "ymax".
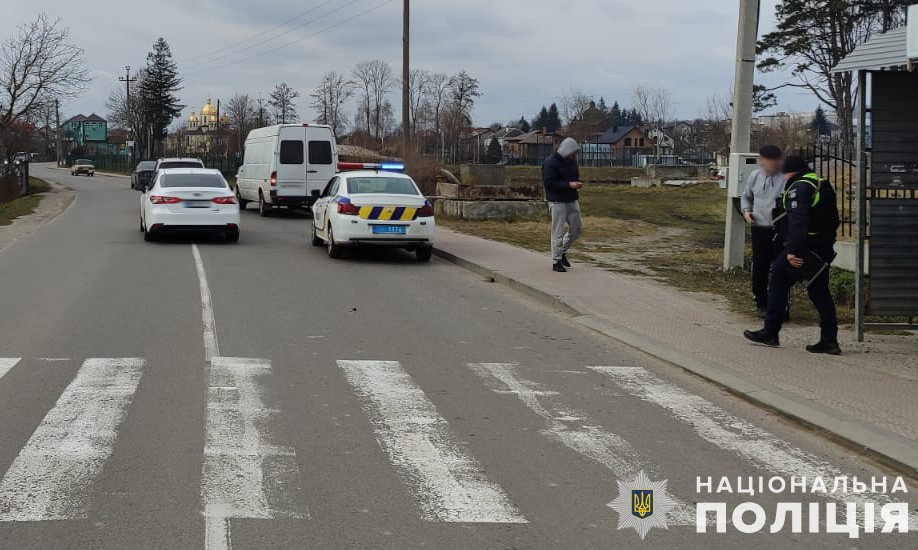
[
  {"xmin": 140, "ymin": 168, "xmax": 240, "ymax": 243},
  {"xmin": 71, "ymin": 159, "xmax": 95, "ymax": 176},
  {"xmin": 311, "ymin": 163, "xmax": 435, "ymax": 261},
  {"xmin": 12, "ymin": 152, "xmax": 30, "ymax": 165},
  {"xmin": 131, "ymin": 161, "xmax": 157, "ymax": 190}
]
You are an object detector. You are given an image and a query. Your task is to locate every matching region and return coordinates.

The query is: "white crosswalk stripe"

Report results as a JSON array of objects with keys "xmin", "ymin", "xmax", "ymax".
[
  {"xmin": 592, "ymin": 366, "xmax": 918, "ymax": 529},
  {"xmin": 0, "ymin": 358, "xmax": 145, "ymax": 521},
  {"xmin": 202, "ymin": 357, "xmax": 308, "ymax": 550},
  {"xmin": 0, "ymin": 358, "xmax": 20, "ymax": 381},
  {"xmin": 338, "ymin": 360, "xmax": 527, "ymax": 523},
  {"xmin": 469, "ymin": 362, "xmax": 696, "ymax": 526}
]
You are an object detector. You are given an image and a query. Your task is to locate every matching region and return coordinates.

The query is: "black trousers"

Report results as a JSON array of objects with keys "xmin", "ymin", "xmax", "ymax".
[
  {"xmin": 764, "ymin": 243, "xmax": 838, "ymax": 343},
  {"xmin": 750, "ymin": 226, "xmax": 781, "ymax": 308}
]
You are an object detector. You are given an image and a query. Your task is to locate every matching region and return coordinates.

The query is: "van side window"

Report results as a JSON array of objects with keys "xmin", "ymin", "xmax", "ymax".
[
  {"xmin": 308, "ymin": 141, "xmax": 333, "ymax": 165},
  {"xmin": 280, "ymin": 140, "xmax": 304, "ymax": 164}
]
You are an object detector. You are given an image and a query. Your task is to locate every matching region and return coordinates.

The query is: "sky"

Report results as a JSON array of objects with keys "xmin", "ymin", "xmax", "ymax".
[{"xmin": 0, "ymin": 0, "xmax": 821, "ymax": 127}]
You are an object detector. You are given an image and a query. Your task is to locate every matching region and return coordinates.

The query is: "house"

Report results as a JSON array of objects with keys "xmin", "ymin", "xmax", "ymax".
[
  {"xmin": 593, "ymin": 125, "xmax": 655, "ymax": 163},
  {"xmin": 63, "ymin": 114, "xmax": 108, "ymax": 146},
  {"xmin": 503, "ymin": 130, "xmax": 560, "ymax": 165}
]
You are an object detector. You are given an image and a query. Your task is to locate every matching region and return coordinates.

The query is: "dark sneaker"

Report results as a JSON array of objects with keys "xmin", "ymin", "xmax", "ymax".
[
  {"xmin": 743, "ymin": 329, "xmax": 780, "ymax": 347},
  {"xmin": 560, "ymin": 254, "xmax": 571, "ymax": 268},
  {"xmin": 806, "ymin": 341, "xmax": 842, "ymax": 355},
  {"xmin": 552, "ymin": 262, "xmax": 567, "ymax": 273}
]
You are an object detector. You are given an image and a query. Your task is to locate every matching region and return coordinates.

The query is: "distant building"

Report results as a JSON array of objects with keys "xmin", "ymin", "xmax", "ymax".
[
  {"xmin": 63, "ymin": 114, "xmax": 107, "ymax": 146},
  {"xmin": 593, "ymin": 125, "xmax": 655, "ymax": 164},
  {"xmin": 180, "ymin": 98, "xmax": 232, "ymax": 157}
]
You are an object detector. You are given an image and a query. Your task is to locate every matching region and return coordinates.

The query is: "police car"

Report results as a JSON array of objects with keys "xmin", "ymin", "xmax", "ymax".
[{"xmin": 311, "ymin": 163, "xmax": 435, "ymax": 261}]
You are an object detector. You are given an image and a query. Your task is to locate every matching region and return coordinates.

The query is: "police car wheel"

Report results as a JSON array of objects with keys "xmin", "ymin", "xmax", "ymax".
[
  {"xmin": 416, "ymin": 246, "xmax": 433, "ymax": 262},
  {"xmin": 327, "ymin": 225, "xmax": 344, "ymax": 259}
]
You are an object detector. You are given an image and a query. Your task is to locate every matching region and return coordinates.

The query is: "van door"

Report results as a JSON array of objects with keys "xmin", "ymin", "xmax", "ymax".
[
  {"xmin": 275, "ymin": 127, "xmax": 307, "ymax": 198},
  {"xmin": 305, "ymin": 127, "xmax": 336, "ymax": 199}
]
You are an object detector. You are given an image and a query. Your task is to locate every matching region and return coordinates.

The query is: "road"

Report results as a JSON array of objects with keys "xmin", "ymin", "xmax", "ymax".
[{"xmin": 0, "ymin": 164, "xmax": 913, "ymax": 549}]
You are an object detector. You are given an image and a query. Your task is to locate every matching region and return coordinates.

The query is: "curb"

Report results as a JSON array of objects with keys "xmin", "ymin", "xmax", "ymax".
[{"xmin": 433, "ymin": 246, "xmax": 918, "ymax": 478}]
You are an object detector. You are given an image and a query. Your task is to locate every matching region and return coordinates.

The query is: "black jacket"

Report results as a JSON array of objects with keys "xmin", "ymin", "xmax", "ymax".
[
  {"xmin": 542, "ymin": 152, "xmax": 580, "ymax": 203},
  {"xmin": 777, "ymin": 171, "xmax": 839, "ymax": 255}
]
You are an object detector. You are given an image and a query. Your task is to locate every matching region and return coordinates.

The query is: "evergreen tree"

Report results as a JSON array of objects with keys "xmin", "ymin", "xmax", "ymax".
[
  {"xmin": 546, "ymin": 103, "xmax": 562, "ymax": 133},
  {"xmin": 140, "ymin": 38, "xmax": 182, "ymax": 157},
  {"xmin": 609, "ymin": 101, "xmax": 622, "ymax": 129},
  {"xmin": 811, "ymin": 106, "xmax": 831, "ymax": 138},
  {"xmin": 486, "ymin": 137, "xmax": 503, "ymax": 164},
  {"xmin": 531, "ymin": 106, "xmax": 549, "ymax": 131},
  {"xmin": 516, "ymin": 116, "xmax": 530, "ymax": 133}
]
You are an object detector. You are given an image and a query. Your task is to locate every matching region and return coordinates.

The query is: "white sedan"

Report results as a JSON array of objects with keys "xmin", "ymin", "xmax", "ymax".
[
  {"xmin": 311, "ymin": 167, "xmax": 435, "ymax": 261},
  {"xmin": 140, "ymin": 168, "xmax": 240, "ymax": 242}
]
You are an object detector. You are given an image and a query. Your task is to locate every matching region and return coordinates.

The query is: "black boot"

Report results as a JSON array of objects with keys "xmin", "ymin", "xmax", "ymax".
[
  {"xmin": 743, "ymin": 329, "xmax": 780, "ymax": 347},
  {"xmin": 806, "ymin": 341, "xmax": 841, "ymax": 355},
  {"xmin": 552, "ymin": 262, "xmax": 567, "ymax": 273},
  {"xmin": 560, "ymin": 254, "xmax": 571, "ymax": 268}
]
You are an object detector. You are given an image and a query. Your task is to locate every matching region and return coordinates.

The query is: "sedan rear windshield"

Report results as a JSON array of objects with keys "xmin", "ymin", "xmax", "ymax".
[
  {"xmin": 159, "ymin": 161, "xmax": 203, "ymax": 170},
  {"xmin": 347, "ymin": 177, "xmax": 418, "ymax": 195},
  {"xmin": 136, "ymin": 161, "xmax": 156, "ymax": 171},
  {"xmin": 160, "ymin": 174, "xmax": 227, "ymax": 188},
  {"xmin": 75, "ymin": 159, "xmax": 93, "ymax": 165}
]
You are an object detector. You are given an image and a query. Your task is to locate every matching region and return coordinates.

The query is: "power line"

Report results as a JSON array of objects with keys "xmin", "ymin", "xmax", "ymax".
[
  {"xmin": 194, "ymin": 0, "xmax": 396, "ymax": 76},
  {"xmin": 184, "ymin": 0, "xmax": 365, "ymax": 72}
]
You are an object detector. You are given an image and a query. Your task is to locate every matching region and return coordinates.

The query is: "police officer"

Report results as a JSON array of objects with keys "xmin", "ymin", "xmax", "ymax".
[
  {"xmin": 741, "ymin": 145, "xmax": 785, "ymax": 317},
  {"xmin": 743, "ymin": 155, "xmax": 841, "ymax": 355}
]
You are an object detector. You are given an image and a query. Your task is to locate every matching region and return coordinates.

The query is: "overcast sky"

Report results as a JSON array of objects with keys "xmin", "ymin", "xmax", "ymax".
[{"xmin": 1, "ymin": 0, "xmax": 819, "ymax": 126}]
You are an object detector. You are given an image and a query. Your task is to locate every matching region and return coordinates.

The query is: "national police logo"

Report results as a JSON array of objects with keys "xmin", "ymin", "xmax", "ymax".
[{"xmin": 609, "ymin": 470, "xmax": 676, "ymax": 539}]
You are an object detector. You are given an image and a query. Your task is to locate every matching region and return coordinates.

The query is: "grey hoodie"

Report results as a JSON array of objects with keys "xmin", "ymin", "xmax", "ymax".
[
  {"xmin": 557, "ymin": 137, "xmax": 580, "ymax": 158},
  {"xmin": 740, "ymin": 168, "xmax": 784, "ymax": 228}
]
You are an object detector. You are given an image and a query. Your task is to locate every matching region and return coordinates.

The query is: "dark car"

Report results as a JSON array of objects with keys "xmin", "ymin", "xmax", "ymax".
[{"xmin": 131, "ymin": 161, "xmax": 157, "ymax": 190}]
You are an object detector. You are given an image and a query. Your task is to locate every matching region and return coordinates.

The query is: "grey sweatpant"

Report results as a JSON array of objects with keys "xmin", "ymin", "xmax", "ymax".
[{"xmin": 549, "ymin": 200, "xmax": 582, "ymax": 262}]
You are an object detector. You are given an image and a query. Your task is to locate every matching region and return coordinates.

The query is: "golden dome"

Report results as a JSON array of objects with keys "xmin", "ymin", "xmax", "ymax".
[
  {"xmin": 201, "ymin": 98, "xmax": 217, "ymax": 116},
  {"xmin": 189, "ymin": 110, "xmax": 199, "ymax": 123}
]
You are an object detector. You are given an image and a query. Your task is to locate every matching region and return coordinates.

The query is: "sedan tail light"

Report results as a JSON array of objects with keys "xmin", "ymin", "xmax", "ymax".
[
  {"xmin": 417, "ymin": 200, "xmax": 435, "ymax": 218},
  {"xmin": 149, "ymin": 196, "xmax": 181, "ymax": 204},
  {"xmin": 212, "ymin": 196, "xmax": 237, "ymax": 205},
  {"xmin": 337, "ymin": 202, "xmax": 359, "ymax": 215}
]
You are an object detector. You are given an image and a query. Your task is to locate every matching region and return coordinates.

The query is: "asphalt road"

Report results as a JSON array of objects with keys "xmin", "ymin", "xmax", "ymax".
[{"xmin": 0, "ymin": 164, "xmax": 913, "ymax": 549}]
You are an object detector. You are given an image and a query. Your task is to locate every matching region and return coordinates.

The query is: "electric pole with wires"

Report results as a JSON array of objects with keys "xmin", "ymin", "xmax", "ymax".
[
  {"xmin": 402, "ymin": 0, "xmax": 410, "ymax": 156},
  {"xmin": 119, "ymin": 66, "xmax": 137, "ymax": 163}
]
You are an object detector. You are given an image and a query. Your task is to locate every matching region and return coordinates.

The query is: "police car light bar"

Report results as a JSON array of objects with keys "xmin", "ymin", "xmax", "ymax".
[{"xmin": 337, "ymin": 162, "xmax": 406, "ymax": 173}]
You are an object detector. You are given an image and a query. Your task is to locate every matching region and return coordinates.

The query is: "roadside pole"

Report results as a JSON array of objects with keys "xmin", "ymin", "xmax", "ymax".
[
  {"xmin": 55, "ymin": 99, "xmax": 62, "ymax": 167},
  {"xmin": 722, "ymin": 0, "xmax": 760, "ymax": 270},
  {"xmin": 402, "ymin": 0, "xmax": 410, "ymax": 156},
  {"xmin": 119, "ymin": 66, "xmax": 137, "ymax": 164}
]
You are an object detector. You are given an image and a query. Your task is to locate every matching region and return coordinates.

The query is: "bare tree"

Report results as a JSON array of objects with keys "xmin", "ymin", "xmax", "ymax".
[
  {"xmin": 0, "ymin": 13, "xmax": 90, "ymax": 128},
  {"xmin": 225, "ymin": 94, "xmax": 258, "ymax": 152},
  {"xmin": 106, "ymin": 69, "xmax": 150, "ymax": 158},
  {"xmin": 352, "ymin": 61, "xmax": 375, "ymax": 140},
  {"xmin": 559, "ymin": 87, "xmax": 594, "ymax": 126},
  {"xmin": 269, "ymin": 82, "xmax": 299, "ymax": 124},
  {"xmin": 403, "ymin": 68, "xmax": 430, "ymax": 141},
  {"xmin": 426, "ymin": 72, "xmax": 450, "ymax": 157},
  {"xmin": 632, "ymin": 84, "xmax": 672, "ymax": 129},
  {"xmin": 699, "ymin": 92, "xmax": 732, "ymax": 158},
  {"xmin": 444, "ymin": 70, "xmax": 481, "ymax": 162},
  {"xmin": 310, "ymin": 71, "xmax": 353, "ymax": 138}
]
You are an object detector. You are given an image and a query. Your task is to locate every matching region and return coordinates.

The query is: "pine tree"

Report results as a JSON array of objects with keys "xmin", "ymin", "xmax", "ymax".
[
  {"xmin": 531, "ymin": 106, "xmax": 549, "ymax": 131},
  {"xmin": 140, "ymin": 38, "xmax": 182, "ymax": 157},
  {"xmin": 811, "ymin": 106, "xmax": 831, "ymax": 138},
  {"xmin": 516, "ymin": 116, "xmax": 530, "ymax": 133},
  {"xmin": 546, "ymin": 103, "xmax": 562, "ymax": 133},
  {"xmin": 609, "ymin": 101, "xmax": 622, "ymax": 129},
  {"xmin": 486, "ymin": 136, "xmax": 503, "ymax": 164}
]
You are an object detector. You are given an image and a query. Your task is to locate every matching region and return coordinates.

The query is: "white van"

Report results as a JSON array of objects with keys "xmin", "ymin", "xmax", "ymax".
[{"xmin": 235, "ymin": 124, "xmax": 337, "ymax": 216}]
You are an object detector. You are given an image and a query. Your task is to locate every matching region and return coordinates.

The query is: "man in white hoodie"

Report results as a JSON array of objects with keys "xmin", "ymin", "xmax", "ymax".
[{"xmin": 542, "ymin": 138, "xmax": 583, "ymax": 272}]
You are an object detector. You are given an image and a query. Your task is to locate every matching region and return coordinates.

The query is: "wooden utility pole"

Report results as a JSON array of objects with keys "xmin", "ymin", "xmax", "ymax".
[
  {"xmin": 55, "ymin": 99, "xmax": 62, "ymax": 167},
  {"xmin": 402, "ymin": 0, "xmax": 410, "ymax": 155},
  {"xmin": 119, "ymin": 66, "xmax": 137, "ymax": 163}
]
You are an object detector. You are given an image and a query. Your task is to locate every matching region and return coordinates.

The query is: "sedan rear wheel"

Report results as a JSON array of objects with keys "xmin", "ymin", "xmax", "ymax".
[
  {"xmin": 327, "ymin": 225, "xmax": 343, "ymax": 259},
  {"xmin": 311, "ymin": 222, "xmax": 324, "ymax": 246}
]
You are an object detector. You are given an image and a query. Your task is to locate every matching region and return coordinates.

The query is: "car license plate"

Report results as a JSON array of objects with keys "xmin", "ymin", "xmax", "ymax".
[
  {"xmin": 372, "ymin": 225, "xmax": 406, "ymax": 235},
  {"xmin": 184, "ymin": 201, "xmax": 209, "ymax": 209}
]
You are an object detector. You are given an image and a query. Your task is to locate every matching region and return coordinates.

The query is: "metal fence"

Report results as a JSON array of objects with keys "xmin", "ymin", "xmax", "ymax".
[
  {"xmin": 64, "ymin": 155, "xmax": 241, "ymax": 178},
  {"xmin": 792, "ymin": 141, "xmax": 857, "ymax": 238}
]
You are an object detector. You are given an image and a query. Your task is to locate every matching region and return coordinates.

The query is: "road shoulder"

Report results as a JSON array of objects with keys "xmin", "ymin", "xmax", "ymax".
[{"xmin": 0, "ymin": 181, "xmax": 76, "ymax": 254}]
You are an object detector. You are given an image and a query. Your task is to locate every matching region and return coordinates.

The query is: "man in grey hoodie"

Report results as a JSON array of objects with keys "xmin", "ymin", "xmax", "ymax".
[
  {"xmin": 542, "ymin": 137, "xmax": 583, "ymax": 272},
  {"xmin": 741, "ymin": 145, "xmax": 785, "ymax": 316}
]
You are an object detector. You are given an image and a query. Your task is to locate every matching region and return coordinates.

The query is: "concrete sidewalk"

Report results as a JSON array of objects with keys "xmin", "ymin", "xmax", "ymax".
[{"xmin": 434, "ymin": 228, "xmax": 918, "ymax": 476}]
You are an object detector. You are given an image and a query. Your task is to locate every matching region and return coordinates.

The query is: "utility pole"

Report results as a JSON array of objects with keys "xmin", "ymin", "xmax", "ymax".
[
  {"xmin": 402, "ymin": 0, "xmax": 410, "ymax": 156},
  {"xmin": 722, "ymin": 0, "xmax": 760, "ymax": 270},
  {"xmin": 119, "ymin": 66, "xmax": 137, "ymax": 162},
  {"xmin": 55, "ymin": 99, "xmax": 62, "ymax": 167}
]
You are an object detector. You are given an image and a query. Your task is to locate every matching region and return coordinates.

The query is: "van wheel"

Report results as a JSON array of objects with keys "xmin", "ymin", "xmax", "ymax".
[
  {"xmin": 311, "ymin": 222, "xmax": 324, "ymax": 246},
  {"xmin": 258, "ymin": 193, "xmax": 272, "ymax": 217},
  {"xmin": 327, "ymin": 225, "xmax": 343, "ymax": 259},
  {"xmin": 416, "ymin": 246, "xmax": 433, "ymax": 262},
  {"xmin": 236, "ymin": 189, "xmax": 249, "ymax": 210}
]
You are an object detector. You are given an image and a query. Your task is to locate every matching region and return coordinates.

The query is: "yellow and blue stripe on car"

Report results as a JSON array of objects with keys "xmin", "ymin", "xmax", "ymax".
[{"xmin": 358, "ymin": 206, "xmax": 418, "ymax": 221}]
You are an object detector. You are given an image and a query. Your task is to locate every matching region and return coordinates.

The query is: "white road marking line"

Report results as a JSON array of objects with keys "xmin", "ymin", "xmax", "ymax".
[
  {"xmin": 469, "ymin": 363, "xmax": 695, "ymax": 526},
  {"xmin": 192, "ymin": 244, "xmax": 219, "ymax": 361},
  {"xmin": 0, "ymin": 358, "xmax": 145, "ymax": 521},
  {"xmin": 592, "ymin": 367, "xmax": 918, "ymax": 529},
  {"xmin": 338, "ymin": 360, "xmax": 527, "ymax": 523},
  {"xmin": 202, "ymin": 357, "xmax": 307, "ymax": 550},
  {"xmin": 0, "ymin": 358, "xmax": 20, "ymax": 381}
]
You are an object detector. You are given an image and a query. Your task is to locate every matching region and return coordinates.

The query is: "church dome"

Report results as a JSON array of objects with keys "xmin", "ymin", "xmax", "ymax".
[
  {"xmin": 201, "ymin": 98, "xmax": 217, "ymax": 117},
  {"xmin": 189, "ymin": 110, "xmax": 199, "ymax": 124}
]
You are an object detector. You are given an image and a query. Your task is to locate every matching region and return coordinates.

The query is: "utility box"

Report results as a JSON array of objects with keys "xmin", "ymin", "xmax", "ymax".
[{"xmin": 727, "ymin": 153, "xmax": 759, "ymax": 197}]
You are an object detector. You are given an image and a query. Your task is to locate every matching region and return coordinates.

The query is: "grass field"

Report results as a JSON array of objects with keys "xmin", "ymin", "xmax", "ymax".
[
  {"xmin": 0, "ymin": 177, "xmax": 52, "ymax": 226},
  {"xmin": 441, "ymin": 182, "xmax": 857, "ymax": 324}
]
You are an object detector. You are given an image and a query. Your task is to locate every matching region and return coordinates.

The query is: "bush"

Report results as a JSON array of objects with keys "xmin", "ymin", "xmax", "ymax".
[
  {"xmin": 404, "ymin": 151, "xmax": 442, "ymax": 196},
  {"xmin": 830, "ymin": 268, "xmax": 856, "ymax": 307}
]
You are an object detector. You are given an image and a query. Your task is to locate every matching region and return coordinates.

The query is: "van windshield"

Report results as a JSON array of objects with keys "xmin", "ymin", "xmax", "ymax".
[{"xmin": 347, "ymin": 177, "xmax": 418, "ymax": 195}]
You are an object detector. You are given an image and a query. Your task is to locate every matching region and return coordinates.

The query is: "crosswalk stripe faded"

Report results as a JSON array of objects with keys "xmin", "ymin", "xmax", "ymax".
[
  {"xmin": 0, "ymin": 358, "xmax": 20, "ymax": 382},
  {"xmin": 0, "ymin": 358, "xmax": 144, "ymax": 521},
  {"xmin": 338, "ymin": 360, "xmax": 527, "ymax": 523}
]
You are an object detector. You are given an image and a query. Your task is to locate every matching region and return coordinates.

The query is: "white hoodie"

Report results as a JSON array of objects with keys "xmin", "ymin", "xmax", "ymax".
[{"xmin": 557, "ymin": 137, "xmax": 580, "ymax": 158}]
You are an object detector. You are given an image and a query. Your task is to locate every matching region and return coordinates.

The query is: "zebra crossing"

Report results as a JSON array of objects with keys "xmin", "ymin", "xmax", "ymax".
[{"xmin": 0, "ymin": 355, "xmax": 912, "ymax": 539}]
